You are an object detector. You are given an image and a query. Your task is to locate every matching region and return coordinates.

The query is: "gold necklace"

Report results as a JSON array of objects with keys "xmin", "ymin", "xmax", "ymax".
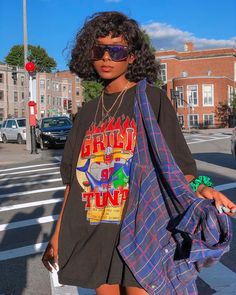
[
  {"xmin": 102, "ymin": 82, "xmax": 130, "ymax": 116},
  {"xmin": 102, "ymin": 87, "xmax": 129, "ymax": 121}
]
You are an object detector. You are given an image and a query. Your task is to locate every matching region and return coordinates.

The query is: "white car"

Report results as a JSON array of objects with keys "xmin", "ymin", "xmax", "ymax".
[
  {"xmin": 231, "ymin": 127, "xmax": 236, "ymax": 159},
  {"xmin": 1, "ymin": 118, "xmax": 26, "ymax": 144}
]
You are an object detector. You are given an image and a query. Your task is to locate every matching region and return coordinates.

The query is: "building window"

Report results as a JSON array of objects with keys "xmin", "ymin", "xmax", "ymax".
[
  {"xmin": 177, "ymin": 115, "xmax": 184, "ymax": 128},
  {"xmin": 47, "ymin": 95, "xmax": 51, "ymax": 105},
  {"xmin": 0, "ymin": 73, "xmax": 3, "ymax": 83},
  {"xmin": 203, "ymin": 114, "xmax": 214, "ymax": 126},
  {"xmin": 68, "ymin": 85, "xmax": 72, "ymax": 94},
  {"xmin": 14, "ymin": 109, "xmax": 18, "ymax": 117},
  {"xmin": 0, "ymin": 108, "xmax": 4, "ymax": 120},
  {"xmin": 41, "ymin": 95, "xmax": 45, "ymax": 104},
  {"xmin": 203, "ymin": 84, "xmax": 214, "ymax": 106},
  {"xmin": 21, "ymin": 92, "xmax": 24, "ymax": 102},
  {"xmin": 21, "ymin": 76, "xmax": 24, "ymax": 86},
  {"xmin": 14, "ymin": 91, "xmax": 18, "ymax": 102},
  {"xmin": 76, "ymin": 88, "xmax": 80, "ymax": 96},
  {"xmin": 40, "ymin": 79, "xmax": 45, "ymax": 90},
  {"xmin": 160, "ymin": 63, "xmax": 167, "ymax": 84},
  {"xmin": 63, "ymin": 85, "xmax": 66, "ymax": 91},
  {"xmin": 188, "ymin": 114, "xmax": 199, "ymax": 127},
  {"xmin": 22, "ymin": 109, "xmax": 25, "ymax": 117},
  {"xmin": 187, "ymin": 85, "xmax": 198, "ymax": 106},
  {"xmin": 228, "ymin": 85, "xmax": 234, "ymax": 105},
  {"xmin": 0, "ymin": 90, "xmax": 4, "ymax": 101},
  {"xmin": 47, "ymin": 79, "xmax": 50, "ymax": 90},
  {"xmin": 176, "ymin": 86, "xmax": 184, "ymax": 107}
]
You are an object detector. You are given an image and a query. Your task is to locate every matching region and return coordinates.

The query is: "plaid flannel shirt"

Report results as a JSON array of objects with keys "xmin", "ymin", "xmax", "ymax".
[{"xmin": 118, "ymin": 79, "xmax": 232, "ymax": 295}]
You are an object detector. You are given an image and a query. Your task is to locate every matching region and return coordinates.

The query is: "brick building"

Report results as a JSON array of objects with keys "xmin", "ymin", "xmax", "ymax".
[{"xmin": 155, "ymin": 43, "xmax": 236, "ymax": 128}]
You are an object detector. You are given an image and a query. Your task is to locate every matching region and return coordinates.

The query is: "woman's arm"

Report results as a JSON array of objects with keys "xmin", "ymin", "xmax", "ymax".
[{"xmin": 42, "ymin": 185, "xmax": 70, "ymax": 272}]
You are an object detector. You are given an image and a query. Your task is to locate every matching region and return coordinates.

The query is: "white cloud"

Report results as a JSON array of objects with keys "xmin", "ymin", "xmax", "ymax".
[{"xmin": 142, "ymin": 22, "xmax": 236, "ymax": 51}]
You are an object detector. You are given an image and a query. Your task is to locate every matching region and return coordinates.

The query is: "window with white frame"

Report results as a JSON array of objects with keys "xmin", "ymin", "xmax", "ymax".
[
  {"xmin": 188, "ymin": 114, "xmax": 199, "ymax": 127},
  {"xmin": 203, "ymin": 84, "xmax": 214, "ymax": 106},
  {"xmin": 20, "ymin": 76, "xmax": 24, "ymax": 86},
  {"xmin": 177, "ymin": 115, "xmax": 184, "ymax": 127},
  {"xmin": 41, "ymin": 95, "xmax": 44, "ymax": 104},
  {"xmin": 0, "ymin": 73, "xmax": 3, "ymax": 83},
  {"xmin": 203, "ymin": 114, "xmax": 214, "ymax": 126},
  {"xmin": 14, "ymin": 91, "xmax": 18, "ymax": 102},
  {"xmin": 228, "ymin": 85, "xmax": 234, "ymax": 105},
  {"xmin": 160, "ymin": 63, "xmax": 167, "ymax": 84},
  {"xmin": 187, "ymin": 85, "xmax": 198, "ymax": 106},
  {"xmin": 176, "ymin": 86, "xmax": 184, "ymax": 107},
  {"xmin": 40, "ymin": 79, "xmax": 45, "ymax": 90}
]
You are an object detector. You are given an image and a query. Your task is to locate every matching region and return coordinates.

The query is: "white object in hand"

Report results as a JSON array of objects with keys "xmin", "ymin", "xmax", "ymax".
[{"xmin": 50, "ymin": 263, "xmax": 63, "ymax": 287}]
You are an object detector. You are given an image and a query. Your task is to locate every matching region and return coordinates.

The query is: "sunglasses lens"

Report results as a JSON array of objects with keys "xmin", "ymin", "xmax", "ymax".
[{"xmin": 92, "ymin": 45, "xmax": 128, "ymax": 61}]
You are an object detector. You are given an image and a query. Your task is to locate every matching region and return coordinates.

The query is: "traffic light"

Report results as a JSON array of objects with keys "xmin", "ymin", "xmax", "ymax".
[{"xmin": 68, "ymin": 100, "xmax": 72, "ymax": 110}]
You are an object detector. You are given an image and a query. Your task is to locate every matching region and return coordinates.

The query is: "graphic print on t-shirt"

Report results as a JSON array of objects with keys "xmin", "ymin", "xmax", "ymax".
[{"xmin": 76, "ymin": 116, "xmax": 136, "ymax": 225}]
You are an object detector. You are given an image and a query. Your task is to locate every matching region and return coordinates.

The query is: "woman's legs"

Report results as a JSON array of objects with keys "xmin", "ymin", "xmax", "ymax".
[
  {"xmin": 126, "ymin": 286, "xmax": 149, "ymax": 295},
  {"xmin": 96, "ymin": 284, "xmax": 121, "ymax": 295}
]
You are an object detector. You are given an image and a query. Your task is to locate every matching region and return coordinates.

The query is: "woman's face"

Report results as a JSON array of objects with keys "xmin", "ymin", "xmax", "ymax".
[{"xmin": 92, "ymin": 34, "xmax": 134, "ymax": 81}]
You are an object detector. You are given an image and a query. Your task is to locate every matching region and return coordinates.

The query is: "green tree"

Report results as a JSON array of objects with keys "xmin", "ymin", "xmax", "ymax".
[
  {"xmin": 230, "ymin": 91, "xmax": 236, "ymax": 114},
  {"xmin": 142, "ymin": 29, "xmax": 156, "ymax": 53},
  {"xmin": 5, "ymin": 45, "xmax": 56, "ymax": 72},
  {"xmin": 81, "ymin": 80, "xmax": 103, "ymax": 103}
]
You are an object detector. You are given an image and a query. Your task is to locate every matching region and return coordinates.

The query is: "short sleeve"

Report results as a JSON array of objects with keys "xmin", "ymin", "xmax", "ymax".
[{"xmin": 60, "ymin": 111, "xmax": 81, "ymax": 185}]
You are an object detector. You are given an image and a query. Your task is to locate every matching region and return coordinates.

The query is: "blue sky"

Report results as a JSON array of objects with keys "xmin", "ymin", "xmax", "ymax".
[{"xmin": 0, "ymin": 0, "xmax": 235, "ymax": 70}]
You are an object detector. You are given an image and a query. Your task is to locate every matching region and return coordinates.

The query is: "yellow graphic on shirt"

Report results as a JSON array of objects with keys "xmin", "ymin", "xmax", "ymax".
[{"xmin": 76, "ymin": 116, "xmax": 136, "ymax": 224}]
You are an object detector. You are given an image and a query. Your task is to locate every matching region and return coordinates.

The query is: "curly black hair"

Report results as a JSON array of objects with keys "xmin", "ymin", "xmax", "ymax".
[{"xmin": 69, "ymin": 11, "xmax": 159, "ymax": 83}]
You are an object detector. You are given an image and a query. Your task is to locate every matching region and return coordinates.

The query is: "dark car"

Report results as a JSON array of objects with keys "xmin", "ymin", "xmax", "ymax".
[
  {"xmin": 36, "ymin": 116, "xmax": 72, "ymax": 150},
  {"xmin": 231, "ymin": 127, "xmax": 236, "ymax": 159}
]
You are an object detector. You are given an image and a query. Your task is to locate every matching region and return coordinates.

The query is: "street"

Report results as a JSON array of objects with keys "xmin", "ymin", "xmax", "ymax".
[{"xmin": 0, "ymin": 131, "xmax": 235, "ymax": 295}]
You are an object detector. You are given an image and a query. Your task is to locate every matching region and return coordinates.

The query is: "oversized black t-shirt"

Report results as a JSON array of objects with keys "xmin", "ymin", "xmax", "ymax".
[{"xmin": 58, "ymin": 84, "xmax": 197, "ymax": 288}]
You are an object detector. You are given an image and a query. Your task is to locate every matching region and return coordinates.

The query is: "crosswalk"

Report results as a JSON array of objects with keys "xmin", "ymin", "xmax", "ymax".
[
  {"xmin": 0, "ymin": 160, "xmax": 235, "ymax": 294},
  {"xmin": 184, "ymin": 132, "xmax": 231, "ymax": 145}
]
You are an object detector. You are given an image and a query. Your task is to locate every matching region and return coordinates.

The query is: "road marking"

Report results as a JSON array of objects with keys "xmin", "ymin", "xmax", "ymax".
[
  {"xmin": 0, "ymin": 198, "xmax": 63, "ymax": 212},
  {"xmin": 199, "ymin": 262, "xmax": 236, "ymax": 294},
  {"xmin": 187, "ymin": 136, "xmax": 231, "ymax": 145},
  {"xmin": 0, "ymin": 186, "xmax": 65, "ymax": 199},
  {"xmin": 0, "ymin": 166, "xmax": 59, "ymax": 177},
  {"xmin": 0, "ymin": 171, "xmax": 60, "ymax": 182},
  {"xmin": 0, "ymin": 242, "xmax": 47, "ymax": 261},
  {"xmin": 214, "ymin": 182, "xmax": 236, "ymax": 191},
  {"xmin": 0, "ymin": 178, "xmax": 62, "ymax": 189},
  {"xmin": 0, "ymin": 162, "xmax": 59, "ymax": 173},
  {"xmin": 0, "ymin": 215, "xmax": 59, "ymax": 231}
]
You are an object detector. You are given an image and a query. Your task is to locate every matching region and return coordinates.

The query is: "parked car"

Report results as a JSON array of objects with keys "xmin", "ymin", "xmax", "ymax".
[
  {"xmin": 1, "ymin": 118, "xmax": 26, "ymax": 144},
  {"xmin": 231, "ymin": 127, "xmax": 236, "ymax": 159},
  {"xmin": 36, "ymin": 116, "xmax": 72, "ymax": 149},
  {"xmin": 0, "ymin": 121, "xmax": 3, "ymax": 142}
]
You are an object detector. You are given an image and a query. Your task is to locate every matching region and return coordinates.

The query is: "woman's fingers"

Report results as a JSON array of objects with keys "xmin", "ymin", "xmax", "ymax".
[{"xmin": 42, "ymin": 243, "xmax": 58, "ymax": 272}]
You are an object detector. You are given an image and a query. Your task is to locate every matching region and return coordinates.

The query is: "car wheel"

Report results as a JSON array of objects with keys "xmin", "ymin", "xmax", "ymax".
[
  {"xmin": 40, "ymin": 138, "xmax": 47, "ymax": 150},
  {"xmin": 17, "ymin": 134, "xmax": 24, "ymax": 144},
  {"xmin": 2, "ymin": 134, "xmax": 7, "ymax": 144}
]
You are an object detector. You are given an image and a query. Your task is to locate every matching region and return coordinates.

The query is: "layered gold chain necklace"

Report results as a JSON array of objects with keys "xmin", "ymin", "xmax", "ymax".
[{"xmin": 94, "ymin": 82, "xmax": 130, "ymax": 123}]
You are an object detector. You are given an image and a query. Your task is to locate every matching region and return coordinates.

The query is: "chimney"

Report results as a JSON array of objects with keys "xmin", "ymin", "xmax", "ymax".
[{"xmin": 184, "ymin": 42, "xmax": 194, "ymax": 52}]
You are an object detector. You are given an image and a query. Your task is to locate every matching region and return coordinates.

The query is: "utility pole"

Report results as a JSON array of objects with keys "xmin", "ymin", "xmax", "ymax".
[{"xmin": 23, "ymin": 0, "xmax": 31, "ymax": 151}]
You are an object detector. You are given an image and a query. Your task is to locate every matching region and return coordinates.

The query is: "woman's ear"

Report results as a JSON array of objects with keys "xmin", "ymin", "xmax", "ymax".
[{"xmin": 128, "ymin": 54, "xmax": 135, "ymax": 64}]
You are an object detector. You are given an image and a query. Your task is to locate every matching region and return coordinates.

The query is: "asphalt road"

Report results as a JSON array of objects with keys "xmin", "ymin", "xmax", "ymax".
[{"xmin": 0, "ymin": 131, "xmax": 235, "ymax": 295}]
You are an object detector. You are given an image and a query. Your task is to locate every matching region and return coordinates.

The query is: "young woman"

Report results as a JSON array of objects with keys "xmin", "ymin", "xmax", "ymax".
[{"xmin": 42, "ymin": 11, "xmax": 236, "ymax": 295}]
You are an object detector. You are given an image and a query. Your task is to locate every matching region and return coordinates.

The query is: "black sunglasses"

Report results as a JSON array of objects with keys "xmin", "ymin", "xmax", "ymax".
[{"xmin": 91, "ymin": 44, "xmax": 129, "ymax": 61}]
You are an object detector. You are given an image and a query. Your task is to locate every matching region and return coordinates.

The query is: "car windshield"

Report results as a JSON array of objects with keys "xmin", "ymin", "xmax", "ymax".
[
  {"xmin": 42, "ymin": 118, "xmax": 72, "ymax": 128},
  {"xmin": 17, "ymin": 119, "xmax": 26, "ymax": 127}
]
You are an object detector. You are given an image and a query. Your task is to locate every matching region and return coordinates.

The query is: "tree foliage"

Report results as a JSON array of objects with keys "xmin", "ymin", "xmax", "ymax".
[
  {"xmin": 5, "ymin": 45, "xmax": 56, "ymax": 72},
  {"xmin": 81, "ymin": 80, "xmax": 103, "ymax": 103},
  {"xmin": 215, "ymin": 101, "xmax": 231, "ymax": 127}
]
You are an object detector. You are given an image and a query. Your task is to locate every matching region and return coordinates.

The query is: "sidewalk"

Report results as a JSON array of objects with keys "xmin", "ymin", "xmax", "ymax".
[{"xmin": 0, "ymin": 143, "xmax": 41, "ymax": 166}]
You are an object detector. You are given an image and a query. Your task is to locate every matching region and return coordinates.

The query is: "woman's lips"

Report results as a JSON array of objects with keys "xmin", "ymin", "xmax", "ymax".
[{"xmin": 101, "ymin": 66, "xmax": 113, "ymax": 72}]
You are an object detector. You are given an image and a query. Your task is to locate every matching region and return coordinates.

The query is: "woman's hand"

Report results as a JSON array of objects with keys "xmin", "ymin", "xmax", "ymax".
[
  {"xmin": 196, "ymin": 184, "xmax": 236, "ymax": 218},
  {"xmin": 42, "ymin": 236, "xmax": 58, "ymax": 272}
]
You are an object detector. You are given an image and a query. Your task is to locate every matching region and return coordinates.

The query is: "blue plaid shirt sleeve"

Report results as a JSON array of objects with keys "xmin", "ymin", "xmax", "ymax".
[{"xmin": 118, "ymin": 79, "xmax": 232, "ymax": 295}]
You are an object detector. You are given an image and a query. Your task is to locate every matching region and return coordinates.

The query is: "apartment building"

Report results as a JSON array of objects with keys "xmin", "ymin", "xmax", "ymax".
[
  {"xmin": 0, "ymin": 63, "xmax": 28, "ymax": 121},
  {"xmin": 156, "ymin": 43, "xmax": 236, "ymax": 128}
]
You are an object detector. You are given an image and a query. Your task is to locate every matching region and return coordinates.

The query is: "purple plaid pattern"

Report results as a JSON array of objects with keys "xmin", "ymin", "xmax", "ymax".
[{"xmin": 118, "ymin": 80, "xmax": 232, "ymax": 295}]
